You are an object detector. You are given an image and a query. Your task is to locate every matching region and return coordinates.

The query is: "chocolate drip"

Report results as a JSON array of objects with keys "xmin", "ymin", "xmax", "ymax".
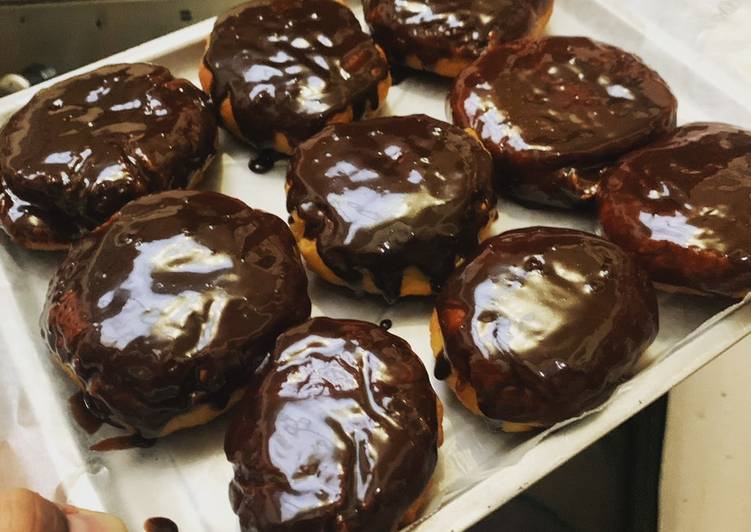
[
  {"xmin": 435, "ymin": 227, "xmax": 658, "ymax": 425},
  {"xmin": 68, "ymin": 392, "xmax": 104, "ymax": 435},
  {"xmin": 42, "ymin": 190, "xmax": 310, "ymax": 438},
  {"xmin": 287, "ymin": 114, "xmax": 496, "ymax": 301},
  {"xmin": 389, "ymin": 63, "xmax": 412, "ymax": 85},
  {"xmin": 434, "ymin": 353, "xmax": 452, "ymax": 380},
  {"xmin": 599, "ymin": 122, "xmax": 751, "ymax": 297},
  {"xmin": 248, "ymin": 150, "xmax": 286, "ymax": 174},
  {"xmin": 0, "ymin": 63, "xmax": 217, "ymax": 249},
  {"xmin": 379, "ymin": 318, "xmax": 392, "ymax": 330},
  {"xmin": 225, "ymin": 317, "xmax": 439, "ymax": 532},
  {"xmin": 144, "ymin": 517, "xmax": 179, "ymax": 532},
  {"xmin": 450, "ymin": 36, "xmax": 677, "ymax": 208},
  {"xmin": 364, "ymin": 0, "xmax": 551, "ymax": 69},
  {"xmin": 203, "ymin": 0, "xmax": 388, "ymax": 150}
]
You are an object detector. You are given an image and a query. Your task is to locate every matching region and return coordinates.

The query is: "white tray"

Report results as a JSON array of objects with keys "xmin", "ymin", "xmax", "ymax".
[{"xmin": 1, "ymin": 1, "xmax": 750, "ymax": 531}]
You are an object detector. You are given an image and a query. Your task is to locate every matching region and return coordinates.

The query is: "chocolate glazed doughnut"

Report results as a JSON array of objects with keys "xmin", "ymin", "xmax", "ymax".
[
  {"xmin": 200, "ymin": 0, "xmax": 391, "ymax": 156},
  {"xmin": 225, "ymin": 317, "xmax": 441, "ymax": 532},
  {"xmin": 432, "ymin": 227, "xmax": 658, "ymax": 429},
  {"xmin": 363, "ymin": 0, "xmax": 554, "ymax": 77},
  {"xmin": 0, "ymin": 63, "xmax": 217, "ymax": 250},
  {"xmin": 599, "ymin": 123, "xmax": 751, "ymax": 298},
  {"xmin": 286, "ymin": 114, "xmax": 497, "ymax": 302},
  {"xmin": 42, "ymin": 190, "xmax": 310, "ymax": 439},
  {"xmin": 450, "ymin": 36, "xmax": 677, "ymax": 208}
]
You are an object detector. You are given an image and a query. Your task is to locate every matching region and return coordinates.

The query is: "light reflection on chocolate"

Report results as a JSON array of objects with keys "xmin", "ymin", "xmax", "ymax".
[
  {"xmin": 225, "ymin": 317, "xmax": 439, "ymax": 531},
  {"xmin": 203, "ymin": 0, "xmax": 389, "ymax": 149},
  {"xmin": 599, "ymin": 122, "xmax": 751, "ymax": 297},
  {"xmin": 450, "ymin": 36, "xmax": 677, "ymax": 208},
  {"xmin": 363, "ymin": 0, "xmax": 552, "ymax": 70},
  {"xmin": 42, "ymin": 190, "xmax": 310, "ymax": 438},
  {"xmin": 287, "ymin": 114, "xmax": 496, "ymax": 301},
  {"xmin": 435, "ymin": 227, "xmax": 658, "ymax": 425}
]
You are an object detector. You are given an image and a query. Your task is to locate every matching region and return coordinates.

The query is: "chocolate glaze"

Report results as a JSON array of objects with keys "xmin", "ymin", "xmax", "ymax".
[
  {"xmin": 450, "ymin": 36, "xmax": 677, "ymax": 208},
  {"xmin": 225, "ymin": 317, "xmax": 439, "ymax": 532},
  {"xmin": 363, "ymin": 0, "xmax": 552, "ymax": 69},
  {"xmin": 69, "ymin": 391, "xmax": 104, "ymax": 435},
  {"xmin": 434, "ymin": 352, "xmax": 451, "ymax": 380},
  {"xmin": 203, "ymin": 0, "xmax": 389, "ymax": 150},
  {"xmin": 599, "ymin": 123, "xmax": 751, "ymax": 298},
  {"xmin": 0, "ymin": 63, "xmax": 217, "ymax": 249},
  {"xmin": 42, "ymin": 190, "xmax": 310, "ymax": 438},
  {"xmin": 287, "ymin": 114, "xmax": 496, "ymax": 301},
  {"xmin": 144, "ymin": 517, "xmax": 179, "ymax": 532},
  {"xmin": 435, "ymin": 227, "xmax": 658, "ymax": 425},
  {"xmin": 389, "ymin": 63, "xmax": 413, "ymax": 85}
]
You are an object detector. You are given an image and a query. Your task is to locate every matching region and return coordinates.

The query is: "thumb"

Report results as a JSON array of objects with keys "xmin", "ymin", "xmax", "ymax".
[
  {"xmin": 0, "ymin": 488, "xmax": 127, "ymax": 532},
  {"xmin": 61, "ymin": 503, "xmax": 128, "ymax": 532},
  {"xmin": 0, "ymin": 488, "xmax": 67, "ymax": 532}
]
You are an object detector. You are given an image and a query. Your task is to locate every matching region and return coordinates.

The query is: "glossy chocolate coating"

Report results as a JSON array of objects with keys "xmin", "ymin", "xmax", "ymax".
[
  {"xmin": 450, "ymin": 37, "xmax": 677, "ymax": 208},
  {"xmin": 599, "ymin": 123, "xmax": 751, "ymax": 297},
  {"xmin": 68, "ymin": 391, "xmax": 103, "ymax": 435},
  {"xmin": 42, "ymin": 190, "xmax": 310, "ymax": 438},
  {"xmin": 226, "ymin": 317, "xmax": 439, "ymax": 532},
  {"xmin": 203, "ymin": 0, "xmax": 389, "ymax": 149},
  {"xmin": 287, "ymin": 114, "xmax": 496, "ymax": 301},
  {"xmin": 435, "ymin": 227, "xmax": 658, "ymax": 425},
  {"xmin": 363, "ymin": 0, "xmax": 551, "ymax": 69},
  {"xmin": 0, "ymin": 63, "xmax": 217, "ymax": 249}
]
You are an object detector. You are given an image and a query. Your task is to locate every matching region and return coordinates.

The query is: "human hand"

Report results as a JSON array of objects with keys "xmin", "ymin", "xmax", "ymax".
[{"xmin": 0, "ymin": 488, "xmax": 126, "ymax": 532}]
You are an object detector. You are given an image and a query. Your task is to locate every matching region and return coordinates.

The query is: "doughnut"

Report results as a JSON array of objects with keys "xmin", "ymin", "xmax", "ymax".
[
  {"xmin": 286, "ymin": 114, "xmax": 497, "ymax": 302},
  {"xmin": 225, "ymin": 317, "xmax": 442, "ymax": 531},
  {"xmin": 42, "ymin": 190, "xmax": 310, "ymax": 439},
  {"xmin": 0, "ymin": 63, "xmax": 217, "ymax": 250},
  {"xmin": 362, "ymin": 0, "xmax": 554, "ymax": 77},
  {"xmin": 432, "ymin": 227, "xmax": 658, "ymax": 429},
  {"xmin": 599, "ymin": 122, "xmax": 751, "ymax": 298},
  {"xmin": 200, "ymin": 0, "xmax": 391, "ymax": 157},
  {"xmin": 450, "ymin": 36, "xmax": 677, "ymax": 208}
]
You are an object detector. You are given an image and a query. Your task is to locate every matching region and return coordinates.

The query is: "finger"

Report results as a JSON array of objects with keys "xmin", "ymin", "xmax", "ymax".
[
  {"xmin": 61, "ymin": 504, "xmax": 128, "ymax": 532},
  {"xmin": 0, "ymin": 488, "xmax": 68, "ymax": 532}
]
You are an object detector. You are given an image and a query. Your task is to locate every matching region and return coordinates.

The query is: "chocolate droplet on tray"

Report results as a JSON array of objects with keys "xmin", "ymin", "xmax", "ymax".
[
  {"xmin": 249, "ymin": 150, "xmax": 285, "ymax": 174},
  {"xmin": 144, "ymin": 517, "xmax": 179, "ymax": 532}
]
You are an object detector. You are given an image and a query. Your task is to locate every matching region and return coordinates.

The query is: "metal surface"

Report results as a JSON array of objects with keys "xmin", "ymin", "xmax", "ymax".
[{"xmin": 0, "ymin": 0, "xmax": 236, "ymax": 75}]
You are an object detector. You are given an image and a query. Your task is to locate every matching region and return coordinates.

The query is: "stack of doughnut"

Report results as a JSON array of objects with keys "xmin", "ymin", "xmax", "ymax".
[{"xmin": 0, "ymin": 0, "xmax": 746, "ymax": 528}]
